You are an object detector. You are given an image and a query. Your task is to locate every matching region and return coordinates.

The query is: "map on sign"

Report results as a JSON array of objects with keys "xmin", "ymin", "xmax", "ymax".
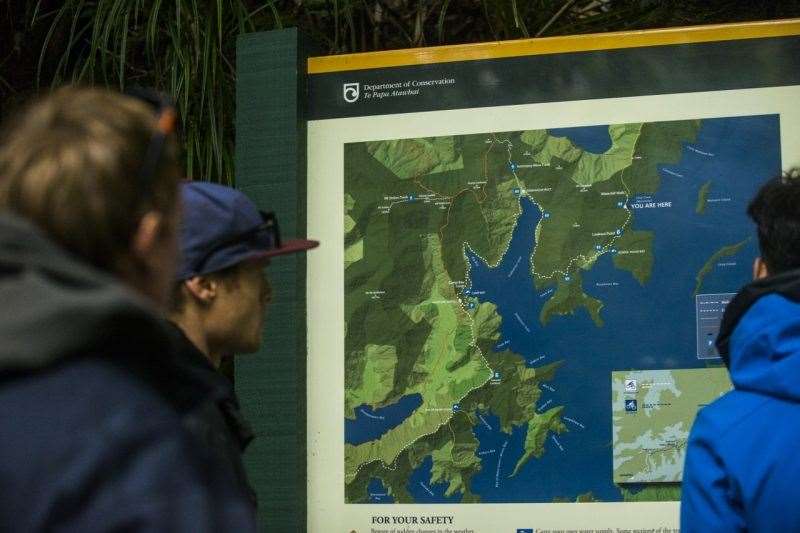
[
  {"xmin": 612, "ymin": 369, "xmax": 732, "ymax": 484},
  {"xmin": 343, "ymin": 115, "xmax": 780, "ymax": 504}
]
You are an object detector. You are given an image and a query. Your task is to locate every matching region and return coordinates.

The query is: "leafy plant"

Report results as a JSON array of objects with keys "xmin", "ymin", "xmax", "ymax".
[
  {"xmin": 32, "ymin": 0, "xmax": 282, "ymax": 183},
  {"xmin": 280, "ymin": 0, "xmax": 800, "ymax": 54},
  {"xmin": 19, "ymin": 0, "xmax": 800, "ymax": 184}
]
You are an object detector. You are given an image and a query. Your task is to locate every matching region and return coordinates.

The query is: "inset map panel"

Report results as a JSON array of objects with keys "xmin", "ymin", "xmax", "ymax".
[
  {"xmin": 696, "ymin": 293, "xmax": 735, "ymax": 359},
  {"xmin": 612, "ymin": 368, "xmax": 732, "ymax": 484}
]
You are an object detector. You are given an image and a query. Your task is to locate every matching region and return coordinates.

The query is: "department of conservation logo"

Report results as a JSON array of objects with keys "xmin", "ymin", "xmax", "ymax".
[{"xmin": 343, "ymin": 82, "xmax": 360, "ymax": 103}]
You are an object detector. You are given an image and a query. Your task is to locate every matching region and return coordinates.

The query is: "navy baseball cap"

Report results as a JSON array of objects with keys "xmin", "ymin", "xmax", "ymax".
[{"xmin": 176, "ymin": 182, "xmax": 319, "ymax": 280}]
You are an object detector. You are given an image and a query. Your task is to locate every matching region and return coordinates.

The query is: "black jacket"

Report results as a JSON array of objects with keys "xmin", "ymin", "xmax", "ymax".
[
  {"xmin": 0, "ymin": 214, "xmax": 257, "ymax": 532},
  {"xmin": 164, "ymin": 323, "xmax": 257, "ymax": 507}
]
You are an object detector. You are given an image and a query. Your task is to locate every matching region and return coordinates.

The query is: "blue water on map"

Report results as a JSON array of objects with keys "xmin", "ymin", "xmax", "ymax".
[
  {"xmin": 407, "ymin": 456, "xmax": 464, "ymax": 503},
  {"xmin": 460, "ymin": 115, "xmax": 780, "ymax": 502},
  {"xmin": 548, "ymin": 125, "xmax": 613, "ymax": 154},
  {"xmin": 367, "ymin": 478, "xmax": 395, "ymax": 503},
  {"xmin": 469, "ymin": 412, "xmax": 529, "ymax": 501},
  {"xmin": 345, "ymin": 393, "xmax": 423, "ymax": 445}
]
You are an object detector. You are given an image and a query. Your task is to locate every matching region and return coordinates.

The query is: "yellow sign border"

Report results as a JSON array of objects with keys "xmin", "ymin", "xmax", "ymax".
[{"xmin": 308, "ymin": 18, "xmax": 800, "ymax": 74}]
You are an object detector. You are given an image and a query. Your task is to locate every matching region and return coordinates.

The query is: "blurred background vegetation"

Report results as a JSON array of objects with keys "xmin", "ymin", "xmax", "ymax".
[{"xmin": 1, "ymin": 0, "xmax": 800, "ymax": 183}]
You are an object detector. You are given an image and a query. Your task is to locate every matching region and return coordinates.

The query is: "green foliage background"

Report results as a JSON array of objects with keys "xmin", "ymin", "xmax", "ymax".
[{"xmin": 1, "ymin": 0, "xmax": 799, "ymax": 183}]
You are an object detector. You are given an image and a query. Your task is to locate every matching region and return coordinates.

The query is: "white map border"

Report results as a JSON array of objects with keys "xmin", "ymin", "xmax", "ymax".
[{"xmin": 306, "ymin": 86, "xmax": 800, "ymax": 532}]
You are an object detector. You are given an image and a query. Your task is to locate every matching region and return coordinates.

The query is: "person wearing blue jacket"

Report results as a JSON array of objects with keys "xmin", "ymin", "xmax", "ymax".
[
  {"xmin": 0, "ymin": 88, "xmax": 257, "ymax": 531},
  {"xmin": 681, "ymin": 169, "xmax": 800, "ymax": 532}
]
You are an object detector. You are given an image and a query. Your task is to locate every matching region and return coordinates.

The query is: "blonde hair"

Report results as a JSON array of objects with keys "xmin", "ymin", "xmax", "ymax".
[{"xmin": 0, "ymin": 86, "xmax": 180, "ymax": 273}]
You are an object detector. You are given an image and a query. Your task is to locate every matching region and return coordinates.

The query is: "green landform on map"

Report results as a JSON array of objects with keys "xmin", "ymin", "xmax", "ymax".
[
  {"xmin": 696, "ymin": 180, "xmax": 712, "ymax": 214},
  {"xmin": 344, "ymin": 120, "xmax": 701, "ymax": 503},
  {"xmin": 693, "ymin": 239, "xmax": 751, "ymax": 296}
]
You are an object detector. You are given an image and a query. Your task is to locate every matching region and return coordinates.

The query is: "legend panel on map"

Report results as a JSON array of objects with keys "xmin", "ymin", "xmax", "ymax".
[{"xmin": 695, "ymin": 293, "xmax": 735, "ymax": 359}]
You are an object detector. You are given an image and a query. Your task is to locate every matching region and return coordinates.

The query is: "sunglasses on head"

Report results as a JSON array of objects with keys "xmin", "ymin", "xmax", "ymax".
[{"xmin": 124, "ymin": 87, "xmax": 177, "ymax": 186}]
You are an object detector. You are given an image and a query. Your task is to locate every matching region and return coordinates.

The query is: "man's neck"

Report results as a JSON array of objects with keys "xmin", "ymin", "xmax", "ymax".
[{"xmin": 170, "ymin": 310, "xmax": 222, "ymax": 368}]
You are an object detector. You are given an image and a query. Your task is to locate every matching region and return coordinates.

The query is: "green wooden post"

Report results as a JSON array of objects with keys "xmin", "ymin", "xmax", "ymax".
[{"xmin": 235, "ymin": 28, "xmax": 312, "ymax": 532}]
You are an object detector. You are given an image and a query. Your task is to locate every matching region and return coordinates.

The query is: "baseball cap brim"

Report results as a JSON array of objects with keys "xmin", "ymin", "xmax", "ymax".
[{"xmin": 260, "ymin": 238, "xmax": 319, "ymax": 258}]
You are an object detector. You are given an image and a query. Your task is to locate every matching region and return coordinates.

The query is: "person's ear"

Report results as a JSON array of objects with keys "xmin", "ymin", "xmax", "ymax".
[
  {"xmin": 184, "ymin": 276, "xmax": 218, "ymax": 305},
  {"xmin": 129, "ymin": 210, "xmax": 176, "ymax": 307},
  {"xmin": 132, "ymin": 211, "xmax": 165, "ymax": 265},
  {"xmin": 753, "ymin": 257, "xmax": 770, "ymax": 280}
]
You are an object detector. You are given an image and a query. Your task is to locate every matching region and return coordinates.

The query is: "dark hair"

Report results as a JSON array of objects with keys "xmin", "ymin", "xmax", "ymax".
[
  {"xmin": 0, "ymin": 86, "xmax": 180, "ymax": 274},
  {"xmin": 747, "ymin": 168, "xmax": 800, "ymax": 275}
]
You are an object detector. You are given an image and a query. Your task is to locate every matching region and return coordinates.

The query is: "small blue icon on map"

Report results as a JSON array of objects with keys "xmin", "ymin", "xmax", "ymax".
[
  {"xmin": 494, "ymin": 371, "xmax": 501, "ymax": 379},
  {"xmin": 463, "ymin": 288, "xmax": 471, "ymax": 296},
  {"xmin": 513, "ymin": 188, "xmax": 521, "ymax": 196},
  {"xmin": 625, "ymin": 399, "xmax": 638, "ymax": 412},
  {"xmin": 616, "ymin": 229, "xmax": 623, "ymax": 236},
  {"xmin": 543, "ymin": 212, "xmax": 551, "ymax": 219},
  {"xmin": 611, "ymin": 248, "xmax": 618, "ymax": 254},
  {"xmin": 517, "ymin": 529, "xmax": 534, "ymax": 533},
  {"xmin": 595, "ymin": 244, "xmax": 602, "ymax": 251},
  {"xmin": 564, "ymin": 275, "xmax": 571, "ymax": 282},
  {"xmin": 452, "ymin": 404, "xmax": 460, "ymax": 412},
  {"xmin": 468, "ymin": 302, "xmax": 476, "ymax": 310},
  {"xmin": 407, "ymin": 194, "xmax": 416, "ymax": 202},
  {"xmin": 509, "ymin": 162, "xmax": 518, "ymax": 171},
  {"xmin": 618, "ymin": 201, "xmax": 624, "ymax": 207}
]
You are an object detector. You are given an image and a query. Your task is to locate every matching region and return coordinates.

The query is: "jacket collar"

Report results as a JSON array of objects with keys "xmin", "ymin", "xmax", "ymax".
[
  {"xmin": 716, "ymin": 268, "xmax": 800, "ymax": 367},
  {"xmin": 0, "ymin": 213, "xmax": 169, "ymax": 374},
  {"xmin": 164, "ymin": 322, "xmax": 255, "ymax": 451}
]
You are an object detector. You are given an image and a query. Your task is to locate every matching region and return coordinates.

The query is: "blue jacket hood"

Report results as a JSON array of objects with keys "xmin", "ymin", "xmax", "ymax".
[
  {"xmin": 717, "ymin": 268, "xmax": 800, "ymax": 402},
  {"xmin": 727, "ymin": 294, "xmax": 800, "ymax": 402}
]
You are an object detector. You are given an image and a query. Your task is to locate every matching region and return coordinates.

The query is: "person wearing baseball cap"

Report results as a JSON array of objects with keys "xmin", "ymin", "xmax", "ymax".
[{"xmin": 166, "ymin": 181, "xmax": 318, "ymax": 509}]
